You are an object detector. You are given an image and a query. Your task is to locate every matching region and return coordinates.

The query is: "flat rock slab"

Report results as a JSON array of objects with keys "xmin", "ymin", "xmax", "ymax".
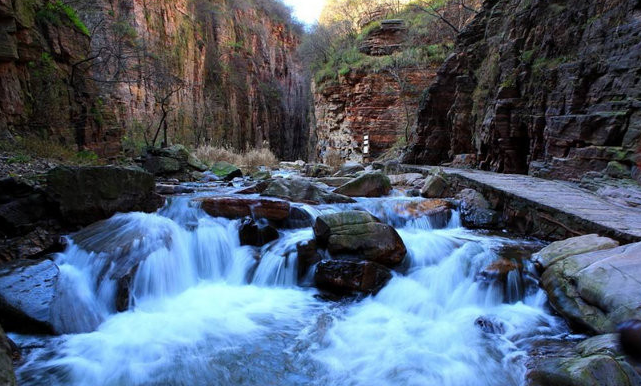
[{"xmin": 403, "ymin": 166, "xmax": 641, "ymax": 243}]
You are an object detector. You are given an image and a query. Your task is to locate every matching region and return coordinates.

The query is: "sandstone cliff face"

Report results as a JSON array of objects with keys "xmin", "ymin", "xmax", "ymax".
[
  {"xmin": 404, "ymin": 0, "xmax": 641, "ymax": 181},
  {"xmin": 314, "ymin": 21, "xmax": 438, "ymax": 163},
  {"xmin": 0, "ymin": 0, "xmax": 309, "ymax": 160}
]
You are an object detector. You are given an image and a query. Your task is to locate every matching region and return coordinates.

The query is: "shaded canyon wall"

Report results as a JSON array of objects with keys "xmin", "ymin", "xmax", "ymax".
[{"xmin": 404, "ymin": 0, "xmax": 641, "ymax": 182}]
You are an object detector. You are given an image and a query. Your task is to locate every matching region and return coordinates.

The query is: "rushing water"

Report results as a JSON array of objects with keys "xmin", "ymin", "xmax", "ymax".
[{"xmin": 12, "ymin": 186, "xmax": 568, "ymax": 386}]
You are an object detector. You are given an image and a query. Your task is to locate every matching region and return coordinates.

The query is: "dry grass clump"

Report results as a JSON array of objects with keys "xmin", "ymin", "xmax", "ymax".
[
  {"xmin": 324, "ymin": 149, "xmax": 343, "ymax": 169},
  {"xmin": 195, "ymin": 145, "xmax": 278, "ymax": 170}
]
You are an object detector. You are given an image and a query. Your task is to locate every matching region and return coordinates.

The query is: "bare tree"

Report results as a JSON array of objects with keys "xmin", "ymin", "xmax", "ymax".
[{"xmin": 411, "ymin": 0, "xmax": 480, "ymax": 34}]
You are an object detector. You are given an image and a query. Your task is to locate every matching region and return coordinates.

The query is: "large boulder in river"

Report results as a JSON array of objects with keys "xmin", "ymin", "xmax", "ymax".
[
  {"xmin": 527, "ymin": 334, "xmax": 641, "ymax": 386},
  {"xmin": 0, "ymin": 259, "xmax": 58, "ymax": 334},
  {"xmin": 540, "ymin": 241, "xmax": 641, "ymax": 334},
  {"xmin": 142, "ymin": 145, "xmax": 208, "ymax": 180},
  {"xmin": 261, "ymin": 178, "xmax": 355, "ymax": 204},
  {"xmin": 334, "ymin": 171, "xmax": 392, "ymax": 197},
  {"xmin": 456, "ymin": 189, "xmax": 500, "ymax": 229},
  {"xmin": 313, "ymin": 211, "xmax": 406, "ymax": 266},
  {"xmin": 0, "ymin": 326, "xmax": 15, "ymax": 386},
  {"xmin": 532, "ymin": 234, "xmax": 619, "ymax": 271},
  {"xmin": 239, "ymin": 219, "xmax": 279, "ymax": 247},
  {"xmin": 198, "ymin": 197, "xmax": 290, "ymax": 221},
  {"xmin": 46, "ymin": 166, "xmax": 164, "ymax": 226},
  {"xmin": 210, "ymin": 161, "xmax": 242, "ymax": 181},
  {"xmin": 314, "ymin": 259, "xmax": 392, "ymax": 295},
  {"xmin": 420, "ymin": 174, "xmax": 450, "ymax": 198},
  {"xmin": 304, "ymin": 163, "xmax": 333, "ymax": 177},
  {"xmin": 334, "ymin": 162, "xmax": 365, "ymax": 177}
]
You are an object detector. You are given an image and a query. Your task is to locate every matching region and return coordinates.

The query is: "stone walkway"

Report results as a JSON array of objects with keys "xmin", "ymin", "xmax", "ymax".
[{"xmin": 403, "ymin": 165, "xmax": 641, "ymax": 243}]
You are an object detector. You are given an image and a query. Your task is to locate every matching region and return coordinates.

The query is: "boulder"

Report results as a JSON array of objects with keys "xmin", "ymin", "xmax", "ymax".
[
  {"xmin": 527, "ymin": 334, "xmax": 641, "ymax": 386},
  {"xmin": 251, "ymin": 170, "xmax": 271, "ymax": 181},
  {"xmin": 46, "ymin": 166, "xmax": 164, "ymax": 226},
  {"xmin": 0, "ymin": 259, "xmax": 58, "ymax": 334},
  {"xmin": 420, "ymin": 174, "xmax": 450, "ymax": 198},
  {"xmin": 317, "ymin": 177, "xmax": 353, "ymax": 187},
  {"xmin": 0, "ymin": 326, "xmax": 15, "ymax": 386},
  {"xmin": 334, "ymin": 171, "xmax": 392, "ymax": 197},
  {"xmin": 238, "ymin": 219, "xmax": 279, "ymax": 247},
  {"xmin": 261, "ymin": 178, "xmax": 355, "ymax": 204},
  {"xmin": 532, "ymin": 234, "xmax": 619, "ymax": 271},
  {"xmin": 236, "ymin": 180, "xmax": 272, "ymax": 195},
  {"xmin": 142, "ymin": 145, "xmax": 208, "ymax": 179},
  {"xmin": 198, "ymin": 197, "xmax": 290, "ymax": 221},
  {"xmin": 334, "ymin": 162, "xmax": 365, "ymax": 177},
  {"xmin": 313, "ymin": 211, "xmax": 406, "ymax": 267},
  {"xmin": 618, "ymin": 319, "xmax": 641, "ymax": 361},
  {"xmin": 296, "ymin": 239, "xmax": 322, "ymax": 279},
  {"xmin": 279, "ymin": 160, "xmax": 306, "ymax": 170},
  {"xmin": 210, "ymin": 161, "xmax": 242, "ymax": 181},
  {"xmin": 314, "ymin": 259, "xmax": 391, "ymax": 295},
  {"xmin": 387, "ymin": 173, "xmax": 424, "ymax": 187},
  {"xmin": 456, "ymin": 189, "xmax": 500, "ymax": 228},
  {"xmin": 304, "ymin": 163, "xmax": 333, "ymax": 177},
  {"xmin": 541, "ymin": 242, "xmax": 641, "ymax": 334},
  {"xmin": 392, "ymin": 199, "xmax": 453, "ymax": 219}
]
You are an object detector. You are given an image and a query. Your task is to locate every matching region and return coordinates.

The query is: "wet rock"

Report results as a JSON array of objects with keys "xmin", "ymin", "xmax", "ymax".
[
  {"xmin": 314, "ymin": 259, "xmax": 392, "ymax": 295},
  {"xmin": 618, "ymin": 320, "xmax": 641, "ymax": 362},
  {"xmin": 198, "ymin": 197, "xmax": 290, "ymax": 221},
  {"xmin": 532, "ymin": 234, "xmax": 619, "ymax": 271},
  {"xmin": 236, "ymin": 180, "xmax": 272, "ymax": 195},
  {"xmin": 279, "ymin": 160, "xmax": 306, "ymax": 170},
  {"xmin": 420, "ymin": 174, "xmax": 450, "ymax": 198},
  {"xmin": 313, "ymin": 211, "xmax": 406, "ymax": 267},
  {"xmin": 456, "ymin": 189, "xmax": 500, "ymax": 229},
  {"xmin": 239, "ymin": 219, "xmax": 279, "ymax": 247},
  {"xmin": 210, "ymin": 161, "xmax": 242, "ymax": 181},
  {"xmin": 115, "ymin": 265, "xmax": 137, "ymax": 313},
  {"xmin": 334, "ymin": 171, "xmax": 392, "ymax": 198},
  {"xmin": 261, "ymin": 178, "xmax": 355, "ymax": 204},
  {"xmin": 478, "ymin": 259, "xmax": 520, "ymax": 283},
  {"xmin": 0, "ymin": 325, "xmax": 15, "ymax": 386},
  {"xmin": 541, "ymin": 242, "xmax": 641, "ymax": 334},
  {"xmin": 0, "ymin": 259, "xmax": 58, "ymax": 334},
  {"xmin": 392, "ymin": 199, "xmax": 453, "ymax": 227},
  {"xmin": 333, "ymin": 162, "xmax": 365, "ymax": 177},
  {"xmin": 155, "ymin": 184, "xmax": 195, "ymax": 195},
  {"xmin": 474, "ymin": 315, "xmax": 505, "ymax": 334},
  {"xmin": 527, "ymin": 334, "xmax": 641, "ymax": 386},
  {"xmin": 251, "ymin": 170, "xmax": 271, "ymax": 181},
  {"xmin": 317, "ymin": 177, "xmax": 353, "ymax": 187},
  {"xmin": 283, "ymin": 206, "xmax": 314, "ymax": 229},
  {"xmin": 46, "ymin": 166, "xmax": 164, "ymax": 227},
  {"xmin": 387, "ymin": 173, "xmax": 424, "ymax": 187},
  {"xmin": 142, "ymin": 145, "xmax": 208, "ymax": 180},
  {"xmin": 304, "ymin": 163, "xmax": 332, "ymax": 178},
  {"xmin": 296, "ymin": 239, "xmax": 322, "ymax": 279}
]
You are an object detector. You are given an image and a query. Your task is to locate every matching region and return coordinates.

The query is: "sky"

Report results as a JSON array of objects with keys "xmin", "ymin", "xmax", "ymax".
[{"xmin": 282, "ymin": 0, "xmax": 327, "ymax": 25}]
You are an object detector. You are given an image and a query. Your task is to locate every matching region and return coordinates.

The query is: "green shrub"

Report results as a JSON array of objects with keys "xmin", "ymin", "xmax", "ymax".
[{"xmin": 37, "ymin": 1, "xmax": 90, "ymax": 36}]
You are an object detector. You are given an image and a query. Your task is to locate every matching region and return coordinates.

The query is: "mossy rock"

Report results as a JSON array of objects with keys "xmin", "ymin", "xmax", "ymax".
[
  {"xmin": 210, "ymin": 161, "xmax": 242, "ymax": 181},
  {"xmin": 251, "ymin": 170, "xmax": 271, "ymax": 181},
  {"xmin": 334, "ymin": 171, "xmax": 392, "ymax": 197}
]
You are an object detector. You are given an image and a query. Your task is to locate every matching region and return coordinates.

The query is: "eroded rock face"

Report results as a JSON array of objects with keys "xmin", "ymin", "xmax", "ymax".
[
  {"xmin": 0, "ymin": 259, "xmax": 58, "ymax": 334},
  {"xmin": 540, "ymin": 241, "xmax": 641, "ymax": 334},
  {"xmin": 261, "ymin": 178, "xmax": 355, "ymax": 205},
  {"xmin": 313, "ymin": 211, "xmax": 406, "ymax": 267},
  {"xmin": 334, "ymin": 171, "xmax": 392, "ymax": 198},
  {"xmin": 404, "ymin": 0, "xmax": 641, "ymax": 182}
]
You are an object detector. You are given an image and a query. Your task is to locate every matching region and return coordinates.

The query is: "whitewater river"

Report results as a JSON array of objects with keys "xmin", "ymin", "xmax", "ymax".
[{"xmin": 12, "ymin": 186, "xmax": 568, "ymax": 386}]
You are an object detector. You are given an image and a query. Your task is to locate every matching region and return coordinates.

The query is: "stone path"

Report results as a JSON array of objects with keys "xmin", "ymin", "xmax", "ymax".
[{"xmin": 403, "ymin": 165, "xmax": 641, "ymax": 243}]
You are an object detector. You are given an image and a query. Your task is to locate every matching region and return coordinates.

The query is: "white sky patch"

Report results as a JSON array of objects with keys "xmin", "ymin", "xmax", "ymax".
[{"xmin": 283, "ymin": 0, "xmax": 327, "ymax": 25}]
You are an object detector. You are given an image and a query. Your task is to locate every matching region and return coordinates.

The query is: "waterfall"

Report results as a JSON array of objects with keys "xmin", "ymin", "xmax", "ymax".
[{"xmin": 13, "ymin": 193, "xmax": 566, "ymax": 386}]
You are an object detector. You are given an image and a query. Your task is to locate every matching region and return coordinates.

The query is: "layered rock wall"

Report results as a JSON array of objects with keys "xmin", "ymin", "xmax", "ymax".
[
  {"xmin": 404, "ymin": 0, "xmax": 641, "ymax": 182},
  {"xmin": 0, "ymin": 0, "xmax": 310, "ymax": 160}
]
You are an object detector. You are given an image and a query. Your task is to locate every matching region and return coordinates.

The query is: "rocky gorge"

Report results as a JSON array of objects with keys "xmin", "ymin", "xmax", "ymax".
[{"xmin": 1, "ymin": 0, "xmax": 641, "ymax": 384}]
